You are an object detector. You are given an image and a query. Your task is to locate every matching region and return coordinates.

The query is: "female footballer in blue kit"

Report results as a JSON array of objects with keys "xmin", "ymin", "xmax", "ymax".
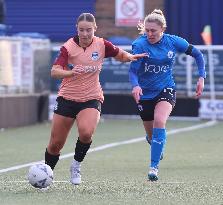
[{"xmin": 129, "ymin": 9, "xmax": 206, "ymax": 181}]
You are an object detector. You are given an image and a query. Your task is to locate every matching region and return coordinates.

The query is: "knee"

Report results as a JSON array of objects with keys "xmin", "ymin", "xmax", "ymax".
[
  {"xmin": 78, "ymin": 128, "xmax": 93, "ymax": 143},
  {"xmin": 153, "ymin": 118, "xmax": 166, "ymax": 128}
]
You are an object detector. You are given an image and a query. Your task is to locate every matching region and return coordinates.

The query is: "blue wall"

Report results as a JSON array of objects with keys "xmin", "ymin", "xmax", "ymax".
[
  {"xmin": 165, "ymin": 0, "xmax": 223, "ymax": 45},
  {"xmin": 5, "ymin": 0, "xmax": 95, "ymax": 42}
]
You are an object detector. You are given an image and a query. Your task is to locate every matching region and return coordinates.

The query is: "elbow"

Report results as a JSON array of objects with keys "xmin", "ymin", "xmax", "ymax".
[
  {"xmin": 115, "ymin": 54, "xmax": 126, "ymax": 62},
  {"xmin": 116, "ymin": 50, "xmax": 129, "ymax": 62},
  {"xmin": 192, "ymin": 47, "xmax": 203, "ymax": 58},
  {"xmin": 51, "ymin": 69, "xmax": 55, "ymax": 78},
  {"xmin": 51, "ymin": 65, "xmax": 62, "ymax": 78},
  {"xmin": 51, "ymin": 68, "xmax": 58, "ymax": 78}
]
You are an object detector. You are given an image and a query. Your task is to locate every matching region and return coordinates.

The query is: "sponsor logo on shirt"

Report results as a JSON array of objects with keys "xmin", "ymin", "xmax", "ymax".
[
  {"xmin": 83, "ymin": 65, "xmax": 102, "ymax": 73},
  {"xmin": 92, "ymin": 52, "xmax": 99, "ymax": 61},
  {"xmin": 144, "ymin": 63, "xmax": 169, "ymax": 74}
]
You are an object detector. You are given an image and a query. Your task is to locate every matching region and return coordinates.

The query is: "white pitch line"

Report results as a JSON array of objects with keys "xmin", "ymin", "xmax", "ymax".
[
  {"xmin": 0, "ymin": 120, "xmax": 217, "ymax": 174},
  {"xmin": 0, "ymin": 180, "xmax": 70, "ymax": 183},
  {"xmin": 2, "ymin": 180, "xmax": 223, "ymax": 185}
]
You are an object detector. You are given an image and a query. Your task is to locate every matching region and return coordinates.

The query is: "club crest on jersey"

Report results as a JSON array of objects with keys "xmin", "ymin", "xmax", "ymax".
[
  {"xmin": 92, "ymin": 52, "xmax": 99, "ymax": 61},
  {"xmin": 167, "ymin": 51, "xmax": 174, "ymax": 58},
  {"xmin": 146, "ymin": 52, "xmax": 150, "ymax": 58}
]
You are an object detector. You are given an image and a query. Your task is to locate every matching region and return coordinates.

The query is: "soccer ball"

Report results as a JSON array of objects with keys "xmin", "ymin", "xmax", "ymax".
[{"xmin": 27, "ymin": 163, "xmax": 53, "ymax": 188}]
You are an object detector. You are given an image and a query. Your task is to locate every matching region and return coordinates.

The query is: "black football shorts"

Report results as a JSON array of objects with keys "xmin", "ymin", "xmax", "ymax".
[
  {"xmin": 137, "ymin": 87, "xmax": 176, "ymax": 121},
  {"xmin": 54, "ymin": 96, "xmax": 101, "ymax": 118}
]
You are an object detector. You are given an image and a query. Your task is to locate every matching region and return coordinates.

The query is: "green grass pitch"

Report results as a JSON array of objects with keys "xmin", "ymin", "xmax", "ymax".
[{"xmin": 0, "ymin": 119, "xmax": 222, "ymax": 205}]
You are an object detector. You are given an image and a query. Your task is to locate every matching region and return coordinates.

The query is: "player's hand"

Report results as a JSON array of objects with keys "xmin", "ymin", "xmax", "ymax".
[
  {"xmin": 195, "ymin": 77, "xmax": 204, "ymax": 98},
  {"xmin": 132, "ymin": 86, "xmax": 143, "ymax": 103},
  {"xmin": 72, "ymin": 65, "xmax": 85, "ymax": 75},
  {"xmin": 129, "ymin": 53, "xmax": 148, "ymax": 61}
]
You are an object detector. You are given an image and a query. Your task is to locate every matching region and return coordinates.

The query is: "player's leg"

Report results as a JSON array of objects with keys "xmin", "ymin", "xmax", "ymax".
[
  {"xmin": 45, "ymin": 113, "xmax": 74, "ymax": 170},
  {"xmin": 143, "ymin": 121, "xmax": 153, "ymax": 144},
  {"xmin": 70, "ymin": 100, "xmax": 101, "ymax": 185},
  {"xmin": 148, "ymin": 88, "xmax": 176, "ymax": 181},
  {"xmin": 75, "ymin": 107, "xmax": 100, "ymax": 158},
  {"xmin": 144, "ymin": 120, "xmax": 164, "ymax": 160},
  {"xmin": 45, "ymin": 96, "xmax": 75, "ymax": 170},
  {"xmin": 148, "ymin": 101, "xmax": 172, "ymax": 181},
  {"xmin": 137, "ymin": 100, "xmax": 154, "ymax": 144}
]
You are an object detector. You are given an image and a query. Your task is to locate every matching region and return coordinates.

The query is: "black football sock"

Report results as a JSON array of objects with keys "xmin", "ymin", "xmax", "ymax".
[
  {"xmin": 45, "ymin": 148, "xmax": 60, "ymax": 170},
  {"xmin": 74, "ymin": 138, "xmax": 92, "ymax": 162}
]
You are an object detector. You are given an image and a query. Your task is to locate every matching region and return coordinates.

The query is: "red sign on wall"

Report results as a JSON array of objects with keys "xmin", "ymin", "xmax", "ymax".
[{"xmin": 115, "ymin": 0, "xmax": 144, "ymax": 27}]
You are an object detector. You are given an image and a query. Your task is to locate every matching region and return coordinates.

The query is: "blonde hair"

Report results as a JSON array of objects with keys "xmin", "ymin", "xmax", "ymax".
[{"xmin": 137, "ymin": 9, "xmax": 167, "ymax": 34}]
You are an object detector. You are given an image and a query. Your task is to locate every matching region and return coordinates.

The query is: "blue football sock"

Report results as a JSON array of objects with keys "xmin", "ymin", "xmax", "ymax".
[{"xmin": 150, "ymin": 128, "xmax": 166, "ymax": 169}]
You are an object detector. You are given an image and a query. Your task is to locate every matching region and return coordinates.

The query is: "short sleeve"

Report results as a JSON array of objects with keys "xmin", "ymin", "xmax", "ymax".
[
  {"xmin": 104, "ymin": 39, "xmax": 119, "ymax": 58},
  {"xmin": 53, "ymin": 46, "xmax": 68, "ymax": 67},
  {"xmin": 172, "ymin": 35, "xmax": 190, "ymax": 53}
]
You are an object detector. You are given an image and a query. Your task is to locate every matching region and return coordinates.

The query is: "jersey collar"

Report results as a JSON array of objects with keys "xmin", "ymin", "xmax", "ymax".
[{"xmin": 73, "ymin": 35, "xmax": 94, "ymax": 48}]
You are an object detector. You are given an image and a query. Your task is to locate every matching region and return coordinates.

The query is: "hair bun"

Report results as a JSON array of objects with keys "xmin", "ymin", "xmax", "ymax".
[{"xmin": 152, "ymin": 9, "xmax": 164, "ymax": 16}]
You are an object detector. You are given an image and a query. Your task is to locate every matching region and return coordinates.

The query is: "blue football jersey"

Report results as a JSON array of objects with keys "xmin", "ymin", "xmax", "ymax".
[{"xmin": 129, "ymin": 34, "xmax": 190, "ymax": 100}]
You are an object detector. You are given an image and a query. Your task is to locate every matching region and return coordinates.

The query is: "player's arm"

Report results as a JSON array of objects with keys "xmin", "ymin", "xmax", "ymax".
[
  {"xmin": 51, "ymin": 65, "xmax": 74, "ymax": 79},
  {"xmin": 51, "ymin": 47, "xmax": 74, "ymax": 79},
  {"xmin": 185, "ymin": 45, "xmax": 206, "ymax": 97},
  {"xmin": 174, "ymin": 36, "xmax": 206, "ymax": 97},
  {"xmin": 185, "ymin": 44, "xmax": 206, "ymax": 79},
  {"xmin": 174, "ymin": 36, "xmax": 206, "ymax": 79},
  {"xmin": 129, "ymin": 43, "xmax": 143, "ymax": 87},
  {"xmin": 129, "ymin": 43, "xmax": 144, "ymax": 103},
  {"xmin": 103, "ymin": 39, "xmax": 146, "ymax": 62},
  {"xmin": 114, "ymin": 48, "xmax": 147, "ymax": 62}
]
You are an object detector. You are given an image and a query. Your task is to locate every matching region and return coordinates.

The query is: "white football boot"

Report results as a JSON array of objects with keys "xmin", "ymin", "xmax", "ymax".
[
  {"xmin": 148, "ymin": 167, "xmax": 159, "ymax": 181},
  {"xmin": 70, "ymin": 160, "xmax": 81, "ymax": 185}
]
